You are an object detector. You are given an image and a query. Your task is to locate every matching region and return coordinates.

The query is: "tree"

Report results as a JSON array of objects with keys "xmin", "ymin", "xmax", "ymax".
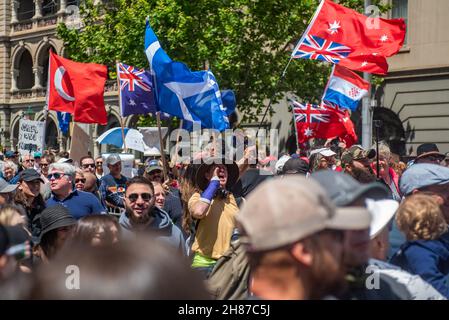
[{"xmin": 57, "ymin": 0, "xmax": 389, "ymax": 124}]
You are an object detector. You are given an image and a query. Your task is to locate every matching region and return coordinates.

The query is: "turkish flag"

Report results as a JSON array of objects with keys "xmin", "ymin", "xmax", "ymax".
[
  {"xmin": 47, "ymin": 51, "xmax": 108, "ymax": 125},
  {"xmin": 292, "ymin": 100, "xmax": 357, "ymax": 147},
  {"xmin": 294, "ymin": 0, "xmax": 406, "ymax": 74}
]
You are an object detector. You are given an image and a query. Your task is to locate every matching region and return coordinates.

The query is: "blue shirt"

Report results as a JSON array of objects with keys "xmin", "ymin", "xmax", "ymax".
[{"xmin": 46, "ymin": 189, "xmax": 106, "ymax": 219}]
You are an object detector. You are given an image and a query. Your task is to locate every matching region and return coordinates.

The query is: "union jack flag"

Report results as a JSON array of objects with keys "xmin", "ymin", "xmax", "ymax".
[
  {"xmin": 292, "ymin": 34, "xmax": 352, "ymax": 64},
  {"xmin": 291, "ymin": 100, "xmax": 330, "ymax": 123},
  {"xmin": 118, "ymin": 63, "xmax": 152, "ymax": 92}
]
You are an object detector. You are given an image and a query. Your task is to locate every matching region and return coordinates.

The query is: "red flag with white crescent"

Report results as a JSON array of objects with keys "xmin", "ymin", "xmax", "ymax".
[{"xmin": 47, "ymin": 51, "xmax": 108, "ymax": 125}]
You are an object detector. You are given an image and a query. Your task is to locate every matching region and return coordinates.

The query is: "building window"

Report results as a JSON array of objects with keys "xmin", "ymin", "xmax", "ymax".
[
  {"xmin": 392, "ymin": 0, "xmax": 408, "ymax": 45},
  {"xmin": 17, "ymin": 0, "xmax": 35, "ymax": 21},
  {"xmin": 17, "ymin": 50, "xmax": 34, "ymax": 90},
  {"xmin": 42, "ymin": 0, "xmax": 59, "ymax": 16}
]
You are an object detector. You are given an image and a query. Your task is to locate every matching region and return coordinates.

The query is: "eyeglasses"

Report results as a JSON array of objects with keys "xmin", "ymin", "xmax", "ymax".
[
  {"xmin": 127, "ymin": 193, "xmax": 153, "ymax": 202},
  {"xmin": 75, "ymin": 178, "xmax": 86, "ymax": 184},
  {"xmin": 47, "ymin": 173, "xmax": 66, "ymax": 180},
  {"xmin": 82, "ymin": 164, "xmax": 96, "ymax": 169},
  {"xmin": 24, "ymin": 159, "xmax": 35, "ymax": 163},
  {"xmin": 40, "ymin": 163, "xmax": 49, "ymax": 167},
  {"xmin": 96, "ymin": 162, "xmax": 103, "ymax": 166}
]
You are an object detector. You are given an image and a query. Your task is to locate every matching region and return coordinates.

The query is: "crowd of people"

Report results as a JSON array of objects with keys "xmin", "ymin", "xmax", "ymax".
[{"xmin": 0, "ymin": 140, "xmax": 449, "ymax": 300}]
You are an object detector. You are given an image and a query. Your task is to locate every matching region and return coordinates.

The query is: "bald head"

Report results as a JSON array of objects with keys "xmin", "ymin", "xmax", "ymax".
[{"xmin": 83, "ymin": 172, "xmax": 98, "ymax": 193}]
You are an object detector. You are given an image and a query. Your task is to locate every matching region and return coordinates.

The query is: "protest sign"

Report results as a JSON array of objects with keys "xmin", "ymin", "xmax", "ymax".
[{"xmin": 18, "ymin": 119, "xmax": 45, "ymax": 157}]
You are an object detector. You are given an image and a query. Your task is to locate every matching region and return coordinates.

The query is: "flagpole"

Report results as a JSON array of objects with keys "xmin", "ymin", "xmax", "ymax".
[
  {"xmin": 171, "ymin": 119, "xmax": 183, "ymax": 167},
  {"xmin": 116, "ymin": 62, "xmax": 128, "ymax": 152},
  {"xmin": 362, "ymin": 0, "xmax": 373, "ymax": 149},
  {"xmin": 289, "ymin": 100, "xmax": 300, "ymax": 152},
  {"xmin": 156, "ymin": 112, "xmax": 169, "ymax": 181}
]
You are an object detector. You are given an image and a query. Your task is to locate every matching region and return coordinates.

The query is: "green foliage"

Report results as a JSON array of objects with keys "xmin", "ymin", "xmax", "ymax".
[{"xmin": 57, "ymin": 0, "xmax": 389, "ymax": 124}]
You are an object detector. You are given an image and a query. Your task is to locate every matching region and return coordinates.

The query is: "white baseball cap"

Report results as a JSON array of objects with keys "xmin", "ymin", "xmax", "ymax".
[{"xmin": 366, "ymin": 199, "xmax": 399, "ymax": 239}]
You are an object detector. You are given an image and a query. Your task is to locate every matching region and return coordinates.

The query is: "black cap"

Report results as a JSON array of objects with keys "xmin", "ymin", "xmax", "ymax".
[
  {"xmin": 282, "ymin": 158, "xmax": 309, "ymax": 175},
  {"xmin": 38, "ymin": 204, "xmax": 77, "ymax": 243},
  {"xmin": 19, "ymin": 169, "xmax": 44, "ymax": 183},
  {"xmin": 416, "ymin": 143, "xmax": 445, "ymax": 160}
]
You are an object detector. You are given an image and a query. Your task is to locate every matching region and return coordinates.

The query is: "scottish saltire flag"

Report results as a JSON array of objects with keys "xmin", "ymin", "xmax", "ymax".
[
  {"xmin": 57, "ymin": 112, "xmax": 71, "ymax": 135},
  {"xmin": 117, "ymin": 62, "xmax": 157, "ymax": 117},
  {"xmin": 144, "ymin": 20, "xmax": 230, "ymax": 132},
  {"xmin": 182, "ymin": 89, "xmax": 237, "ymax": 131},
  {"xmin": 322, "ymin": 65, "xmax": 370, "ymax": 111}
]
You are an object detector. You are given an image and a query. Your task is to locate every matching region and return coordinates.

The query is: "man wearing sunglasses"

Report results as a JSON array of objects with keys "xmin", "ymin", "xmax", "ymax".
[
  {"xmin": 46, "ymin": 162, "xmax": 105, "ymax": 219},
  {"xmin": 119, "ymin": 176, "xmax": 186, "ymax": 254},
  {"xmin": 80, "ymin": 156, "xmax": 96, "ymax": 174},
  {"xmin": 99, "ymin": 154, "xmax": 128, "ymax": 213}
]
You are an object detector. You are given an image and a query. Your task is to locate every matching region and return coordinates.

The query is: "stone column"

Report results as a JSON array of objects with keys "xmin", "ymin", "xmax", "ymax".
[
  {"xmin": 11, "ymin": 1, "xmax": 19, "ymax": 24},
  {"xmin": 58, "ymin": 0, "xmax": 67, "ymax": 14},
  {"xmin": 0, "ymin": 109, "xmax": 11, "ymax": 149},
  {"xmin": 33, "ymin": 0, "xmax": 43, "ymax": 19},
  {"xmin": 93, "ymin": 124, "xmax": 100, "ymax": 157},
  {"xmin": 32, "ymin": 66, "xmax": 43, "ymax": 90},
  {"xmin": 10, "ymin": 69, "xmax": 19, "ymax": 92}
]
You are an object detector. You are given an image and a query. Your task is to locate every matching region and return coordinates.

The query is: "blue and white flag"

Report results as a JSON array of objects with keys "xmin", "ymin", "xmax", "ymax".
[
  {"xmin": 144, "ymin": 20, "xmax": 230, "ymax": 132},
  {"xmin": 57, "ymin": 112, "xmax": 71, "ymax": 135}
]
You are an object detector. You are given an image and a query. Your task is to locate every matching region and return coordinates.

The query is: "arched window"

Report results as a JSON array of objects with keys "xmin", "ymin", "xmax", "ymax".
[
  {"xmin": 11, "ymin": 120, "xmax": 20, "ymax": 150},
  {"xmin": 45, "ymin": 118, "xmax": 59, "ymax": 150},
  {"xmin": 42, "ymin": 0, "xmax": 59, "ymax": 16},
  {"xmin": 17, "ymin": 50, "xmax": 34, "ymax": 90},
  {"xmin": 41, "ymin": 46, "xmax": 56, "ymax": 88},
  {"xmin": 17, "ymin": 0, "xmax": 35, "ymax": 21}
]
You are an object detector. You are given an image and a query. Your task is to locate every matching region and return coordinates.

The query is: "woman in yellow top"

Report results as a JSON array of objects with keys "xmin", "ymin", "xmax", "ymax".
[{"xmin": 188, "ymin": 158, "xmax": 239, "ymax": 278}]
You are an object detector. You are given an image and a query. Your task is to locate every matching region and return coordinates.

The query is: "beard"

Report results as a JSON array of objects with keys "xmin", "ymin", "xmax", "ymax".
[{"xmin": 125, "ymin": 206, "xmax": 152, "ymax": 226}]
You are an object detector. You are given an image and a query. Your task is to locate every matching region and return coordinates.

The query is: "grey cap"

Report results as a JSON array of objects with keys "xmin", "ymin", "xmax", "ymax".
[
  {"xmin": 237, "ymin": 176, "xmax": 371, "ymax": 252},
  {"xmin": 311, "ymin": 170, "xmax": 389, "ymax": 206},
  {"xmin": 0, "ymin": 177, "xmax": 17, "ymax": 194},
  {"xmin": 106, "ymin": 154, "xmax": 121, "ymax": 166},
  {"xmin": 400, "ymin": 163, "xmax": 449, "ymax": 196}
]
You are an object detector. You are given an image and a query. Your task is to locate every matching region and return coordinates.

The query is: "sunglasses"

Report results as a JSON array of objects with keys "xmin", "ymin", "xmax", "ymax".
[
  {"xmin": 40, "ymin": 163, "xmax": 49, "ymax": 167},
  {"xmin": 127, "ymin": 193, "xmax": 153, "ymax": 202},
  {"xmin": 82, "ymin": 164, "xmax": 96, "ymax": 168},
  {"xmin": 96, "ymin": 162, "xmax": 103, "ymax": 165},
  {"xmin": 24, "ymin": 159, "xmax": 35, "ymax": 163},
  {"xmin": 47, "ymin": 173, "xmax": 66, "ymax": 180},
  {"xmin": 75, "ymin": 178, "xmax": 86, "ymax": 184}
]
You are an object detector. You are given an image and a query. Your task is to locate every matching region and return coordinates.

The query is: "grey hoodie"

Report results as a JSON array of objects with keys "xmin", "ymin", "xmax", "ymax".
[{"xmin": 119, "ymin": 206, "xmax": 187, "ymax": 255}]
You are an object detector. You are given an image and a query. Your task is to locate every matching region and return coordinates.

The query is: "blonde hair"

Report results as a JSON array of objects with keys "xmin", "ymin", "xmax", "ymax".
[
  {"xmin": 0, "ymin": 205, "xmax": 25, "ymax": 226},
  {"xmin": 396, "ymin": 194, "xmax": 447, "ymax": 241}
]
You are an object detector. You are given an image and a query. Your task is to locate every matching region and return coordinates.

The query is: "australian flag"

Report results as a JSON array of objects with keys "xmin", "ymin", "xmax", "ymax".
[
  {"xmin": 144, "ymin": 20, "xmax": 230, "ymax": 132},
  {"xmin": 117, "ymin": 62, "xmax": 158, "ymax": 117}
]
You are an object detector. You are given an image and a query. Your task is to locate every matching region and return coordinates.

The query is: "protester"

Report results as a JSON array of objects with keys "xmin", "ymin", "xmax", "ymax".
[
  {"xmin": 237, "ymin": 176, "xmax": 372, "ymax": 300},
  {"xmin": 0, "ymin": 205, "xmax": 25, "ymax": 226},
  {"xmin": 72, "ymin": 215, "xmax": 120, "ymax": 247},
  {"xmin": 281, "ymin": 157, "xmax": 309, "ymax": 175},
  {"xmin": 0, "ymin": 178, "xmax": 17, "ymax": 205},
  {"xmin": 414, "ymin": 143, "xmax": 446, "ymax": 165},
  {"xmin": 341, "ymin": 145, "xmax": 376, "ymax": 179},
  {"xmin": 310, "ymin": 148, "xmax": 337, "ymax": 171},
  {"xmin": 95, "ymin": 156, "xmax": 104, "ymax": 179},
  {"xmin": 13, "ymin": 169, "xmax": 46, "ymax": 238},
  {"xmin": 188, "ymin": 157, "xmax": 240, "ymax": 277},
  {"xmin": 0, "ymin": 161, "xmax": 17, "ymax": 183},
  {"xmin": 80, "ymin": 156, "xmax": 96, "ymax": 174},
  {"xmin": 152, "ymin": 182, "xmax": 166, "ymax": 210},
  {"xmin": 34, "ymin": 204, "xmax": 77, "ymax": 263},
  {"xmin": 21, "ymin": 154, "xmax": 35, "ymax": 170},
  {"xmin": 46, "ymin": 163, "xmax": 105, "ymax": 219},
  {"xmin": 119, "ymin": 176, "xmax": 186, "ymax": 254},
  {"xmin": 371, "ymin": 142, "xmax": 401, "ymax": 201},
  {"xmin": 33, "ymin": 152, "xmax": 42, "ymax": 173},
  {"xmin": 28, "ymin": 235, "xmax": 208, "ymax": 299},
  {"xmin": 179, "ymin": 163, "xmax": 201, "ymax": 239},
  {"xmin": 0, "ymin": 225, "xmax": 31, "ymax": 281},
  {"xmin": 391, "ymin": 194, "xmax": 449, "ymax": 298},
  {"xmin": 83, "ymin": 172, "xmax": 100, "ymax": 198},
  {"xmin": 99, "ymin": 154, "xmax": 128, "ymax": 212},
  {"xmin": 311, "ymin": 170, "xmax": 411, "ymax": 299},
  {"xmin": 39, "ymin": 155, "xmax": 52, "ymax": 183},
  {"xmin": 74, "ymin": 169, "xmax": 86, "ymax": 191}
]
